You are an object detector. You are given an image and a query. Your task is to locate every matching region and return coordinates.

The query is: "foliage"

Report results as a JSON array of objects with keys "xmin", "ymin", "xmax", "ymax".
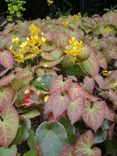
[
  {"xmin": 0, "ymin": 11, "xmax": 117, "ymax": 155},
  {"xmin": 5, "ymin": 0, "xmax": 26, "ymax": 21}
]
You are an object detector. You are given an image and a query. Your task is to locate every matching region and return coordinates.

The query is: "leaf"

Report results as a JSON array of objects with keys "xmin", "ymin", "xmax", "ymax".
[
  {"xmin": 50, "ymin": 75, "xmax": 72, "ymax": 94},
  {"xmin": 0, "ymin": 87, "xmax": 14, "ymax": 111},
  {"xmin": 23, "ymin": 147, "xmax": 38, "ymax": 156},
  {"xmin": 36, "ymin": 121, "xmax": 68, "ymax": 156},
  {"xmin": 21, "ymin": 109, "xmax": 40, "ymax": 119},
  {"xmin": 12, "ymin": 68, "xmax": 33, "ymax": 90},
  {"xmin": 52, "ymin": 92, "xmax": 70, "ymax": 118},
  {"xmin": 82, "ymin": 101, "xmax": 105, "ymax": 132},
  {"xmin": 83, "ymin": 76, "xmax": 95, "ymax": 93},
  {"xmin": 34, "ymin": 75, "xmax": 53, "ymax": 92},
  {"xmin": 94, "ymin": 130, "xmax": 107, "ymax": 144},
  {"xmin": 106, "ymin": 138, "xmax": 117, "ymax": 156},
  {"xmin": 59, "ymin": 118, "xmax": 76, "ymax": 144},
  {"xmin": 104, "ymin": 103, "xmax": 115, "ymax": 121},
  {"xmin": 13, "ymin": 119, "xmax": 31, "ymax": 145},
  {"xmin": 0, "ymin": 145, "xmax": 17, "ymax": 156},
  {"xmin": 74, "ymin": 130, "xmax": 101, "ymax": 156},
  {"xmin": 78, "ymin": 48, "xmax": 99, "ymax": 76},
  {"xmin": 0, "ymin": 105, "xmax": 19, "ymax": 146},
  {"xmin": 0, "ymin": 50, "xmax": 14, "ymax": 68},
  {"xmin": 68, "ymin": 83, "xmax": 85, "ymax": 100},
  {"xmin": 60, "ymin": 145, "xmax": 75, "ymax": 156},
  {"xmin": 0, "ymin": 74, "xmax": 15, "ymax": 87},
  {"xmin": 67, "ymin": 97, "xmax": 84, "ymax": 124}
]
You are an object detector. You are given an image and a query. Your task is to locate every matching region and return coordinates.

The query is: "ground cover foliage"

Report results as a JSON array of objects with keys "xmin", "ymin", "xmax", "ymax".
[{"xmin": 0, "ymin": 10, "xmax": 117, "ymax": 156}]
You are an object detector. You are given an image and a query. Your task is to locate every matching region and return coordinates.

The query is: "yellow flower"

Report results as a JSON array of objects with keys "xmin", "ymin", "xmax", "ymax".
[
  {"xmin": 62, "ymin": 19, "xmax": 69, "ymax": 28},
  {"xmin": 64, "ymin": 37, "xmax": 84, "ymax": 62},
  {"xmin": 12, "ymin": 37, "xmax": 20, "ymax": 46},
  {"xmin": 29, "ymin": 24, "xmax": 41, "ymax": 36},
  {"xmin": 102, "ymin": 70, "xmax": 112, "ymax": 76},
  {"xmin": 72, "ymin": 12, "xmax": 81, "ymax": 21},
  {"xmin": 47, "ymin": 0, "xmax": 53, "ymax": 6},
  {"xmin": 104, "ymin": 26, "xmax": 113, "ymax": 33},
  {"xmin": 44, "ymin": 95, "xmax": 49, "ymax": 102}
]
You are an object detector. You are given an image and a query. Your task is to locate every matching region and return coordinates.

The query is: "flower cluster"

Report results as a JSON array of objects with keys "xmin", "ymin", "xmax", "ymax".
[
  {"xmin": 10, "ymin": 24, "xmax": 46, "ymax": 63},
  {"xmin": 64, "ymin": 37, "xmax": 84, "ymax": 62}
]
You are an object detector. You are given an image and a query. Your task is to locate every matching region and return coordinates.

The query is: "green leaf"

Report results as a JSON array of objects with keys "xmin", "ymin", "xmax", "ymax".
[
  {"xmin": 13, "ymin": 119, "xmax": 31, "ymax": 144},
  {"xmin": 34, "ymin": 75, "xmax": 53, "ymax": 92},
  {"xmin": 0, "ymin": 145, "xmax": 17, "ymax": 156},
  {"xmin": 36, "ymin": 121, "xmax": 68, "ymax": 156},
  {"xmin": 21, "ymin": 109, "xmax": 40, "ymax": 119},
  {"xmin": 27, "ymin": 129, "xmax": 36, "ymax": 149},
  {"xmin": 106, "ymin": 138, "xmax": 117, "ymax": 156},
  {"xmin": 59, "ymin": 118, "xmax": 76, "ymax": 144},
  {"xmin": 94, "ymin": 130, "xmax": 107, "ymax": 144},
  {"xmin": 23, "ymin": 147, "xmax": 38, "ymax": 156}
]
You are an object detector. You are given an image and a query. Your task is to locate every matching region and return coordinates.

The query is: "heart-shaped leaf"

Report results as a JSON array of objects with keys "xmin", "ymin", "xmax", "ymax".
[
  {"xmin": 60, "ymin": 146, "xmax": 75, "ymax": 156},
  {"xmin": 82, "ymin": 101, "xmax": 105, "ymax": 132},
  {"xmin": 36, "ymin": 121, "xmax": 68, "ymax": 156},
  {"xmin": 0, "ymin": 87, "xmax": 14, "ymax": 111},
  {"xmin": 83, "ymin": 76, "xmax": 95, "ymax": 93},
  {"xmin": 0, "ymin": 105, "xmax": 19, "ymax": 146},
  {"xmin": 67, "ymin": 97, "xmax": 84, "ymax": 124},
  {"xmin": 0, "ymin": 50, "xmax": 14, "ymax": 69},
  {"xmin": 74, "ymin": 130, "xmax": 101, "ymax": 156}
]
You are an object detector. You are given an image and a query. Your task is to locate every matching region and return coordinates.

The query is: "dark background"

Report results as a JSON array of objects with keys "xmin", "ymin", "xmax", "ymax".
[{"xmin": 0, "ymin": 0, "xmax": 117, "ymax": 20}]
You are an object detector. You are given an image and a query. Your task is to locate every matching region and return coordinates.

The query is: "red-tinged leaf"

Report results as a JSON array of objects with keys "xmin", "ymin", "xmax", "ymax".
[
  {"xmin": 37, "ymin": 144, "xmax": 42, "ymax": 156},
  {"xmin": 74, "ymin": 130, "xmax": 101, "ymax": 156},
  {"xmin": 50, "ymin": 75, "xmax": 72, "ymax": 94},
  {"xmin": 0, "ymin": 50, "xmax": 14, "ymax": 68},
  {"xmin": 19, "ymin": 90, "xmax": 40, "ymax": 107},
  {"xmin": 60, "ymin": 145, "xmax": 75, "ymax": 156},
  {"xmin": 0, "ymin": 105, "xmax": 19, "ymax": 146},
  {"xmin": 68, "ymin": 83, "xmax": 85, "ymax": 100},
  {"xmin": 67, "ymin": 97, "xmax": 84, "ymax": 124},
  {"xmin": 82, "ymin": 101, "xmax": 105, "ymax": 132},
  {"xmin": 51, "ymin": 92, "xmax": 70, "ymax": 118},
  {"xmin": 0, "ymin": 87, "xmax": 14, "ymax": 111},
  {"xmin": 0, "ymin": 74, "xmax": 15, "ymax": 87},
  {"xmin": 104, "ymin": 103, "xmax": 115, "ymax": 121},
  {"xmin": 45, "ymin": 95, "xmax": 53, "ymax": 114},
  {"xmin": 83, "ymin": 76, "xmax": 95, "ymax": 93},
  {"xmin": 94, "ymin": 74, "xmax": 105, "ymax": 89},
  {"xmin": 78, "ymin": 47, "xmax": 99, "ymax": 76}
]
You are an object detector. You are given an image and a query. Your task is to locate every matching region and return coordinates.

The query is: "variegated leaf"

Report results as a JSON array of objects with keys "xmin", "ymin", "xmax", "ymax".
[
  {"xmin": 0, "ymin": 50, "xmax": 14, "ymax": 69},
  {"xmin": 0, "ymin": 74, "xmax": 15, "ymax": 87},
  {"xmin": 74, "ymin": 131, "xmax": 101, "ymax": 156},
  {"xmin": 60, "ymin": 146, "xmax": 75, "ymax": 156},
  {"xmin": 82, "ymin": 101, "xmax": 105, "ymax": 132},
  {"xmin": 67, "ymin": 97, "xmax": 84, "ymax": 124},
  {"xmin": 0, "ymin": 87, "xmax": 14, "ymax": 111},
  {"xmin": 0, "ymin": 105, "xmax": 19, "ymax": 146}
]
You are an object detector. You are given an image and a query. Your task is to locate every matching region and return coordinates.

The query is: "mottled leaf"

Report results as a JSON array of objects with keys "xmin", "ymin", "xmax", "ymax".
[
  {"xmin": 74, "ymin": 131, "xmax": 101, "ymax": 156},
  {"xmin": 82, "ymin": 101, "xmax": 105, "ymax": 132},
  {"xmin": 0, "ymin": 74, "xmax": 15, "ymax": 87},
  {"xmin": 0, "ymin": 105, "xmax": 19, "ymax": 146},
  {"xmin": 67, "ymin": 97, "xmax": 84, "ymax": 124},
  {"xmin": 0, "ymin": 87, "xmax": 14, "ymax": 111},
  {"xmin": 83, "ymin": 76, "xmax": 95, "ymax": 93},
  {"xmin": 0, "ymin": 50, "xmax": 14, "ymax": 68},
  {"xmin": 60, "ymin": 145, "xmax": 75, "ymax": 156}
]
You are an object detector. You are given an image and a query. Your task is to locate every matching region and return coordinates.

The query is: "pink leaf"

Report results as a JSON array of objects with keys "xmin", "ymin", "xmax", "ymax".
[
  {"xmin": 0, "ymin": 87, "xmax": 14, "ymax": 111},
  {"xmin": 67, "ymin": 97, "xmax": 84, "ymax": 124},
  {"xmin": 68, "ymin": 83, "xmax": 85, "ymax": 100},
  {"xmin": 104, "ymin": 103, "xmax": 115, "ymax": 121},
  {"xmin": 83, "ymin": 76, "xmax": 95, "ymax": 93},
  {"xmin": 60, "ymin": 145, "xmax": 75, "ymax": 156},
  {"xmin": 82, "ymin": 101, "xmax": 105, "ymax": 132},
  {"xmin": 0, "ymin": 50, "xmax": 14, "ymax": 68},
  {"xmin": 74, "ymin": 130, "xmax": 101, "ymax": 156},
  {"xmin": 0, "ymin": 105, "xmax": 19, "ymax": 147},
  {"xmin": 94, "ymin": 74, "xmax": 105, "ymax": 89},
  {"xmin": 50, "ymin": 75, "xmax": 72, "ymax": 94},
  {"xmin": 0, "ymin": 74, "xmax": 15, "ymax": 87},
  {"xmin": 51, "ymin": 92, "xmax": 70, "ymax": 118}
]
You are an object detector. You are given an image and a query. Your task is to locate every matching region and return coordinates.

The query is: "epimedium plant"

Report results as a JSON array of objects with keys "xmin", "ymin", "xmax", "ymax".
[{"xmin": 0, "ymin": 10, "xmax": 117, "ymax": 156}]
